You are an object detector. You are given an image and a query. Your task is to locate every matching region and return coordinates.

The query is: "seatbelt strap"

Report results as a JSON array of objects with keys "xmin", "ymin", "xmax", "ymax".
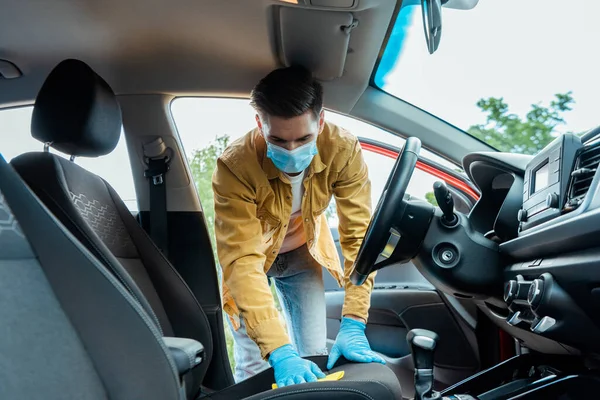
[{"xmin": 143, "ymin": 138, "xmax": 171, "ymax": 256}]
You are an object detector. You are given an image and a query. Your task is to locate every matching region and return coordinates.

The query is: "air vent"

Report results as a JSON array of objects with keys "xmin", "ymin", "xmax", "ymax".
[{"xmin": 565, "ymin": 142, "xmax": 600, "ymax": 209}]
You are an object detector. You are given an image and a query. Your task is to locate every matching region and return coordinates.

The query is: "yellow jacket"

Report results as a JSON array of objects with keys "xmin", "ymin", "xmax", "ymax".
[{"xmin": 212, "ymin": 121, "xmax": 375, "ymax": 359}]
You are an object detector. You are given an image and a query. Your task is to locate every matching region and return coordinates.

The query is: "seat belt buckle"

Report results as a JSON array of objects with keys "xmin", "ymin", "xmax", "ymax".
[
  {"xmin": 152, "ymin": 174, "xmax": 164, "ymax": 186},
  {"xmin": 144, "ymin": 169, "xmax": 166, "ymax": 186},
  {"xmin": 144, "ymin": 157, "xmax": 170, "ymax": 186}
]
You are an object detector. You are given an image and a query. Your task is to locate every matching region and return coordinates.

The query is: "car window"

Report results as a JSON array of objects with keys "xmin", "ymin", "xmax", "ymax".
[
  {"xmin": 325, "ymin": 111, "xmax": 463, "ymax": 173},
  {"xmin": 0, "ymin": 106, "xmax": 139, "ymax": 211},
  {"xmin": 321, "ymin": 113, "xmax": 442, "ymax": 228},
  {"xmin": 170, "ymin": 98, "xmax": 256, "ymax": 252},
  {"xmin": 170, "ymin": 98, "xmax": 445, "ymax": 230}
]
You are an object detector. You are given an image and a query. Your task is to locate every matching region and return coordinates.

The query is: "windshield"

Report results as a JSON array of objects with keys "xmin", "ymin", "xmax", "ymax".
[{"xmin": 375, "ymin": 0, "xmax": 599, "ymax": 155}]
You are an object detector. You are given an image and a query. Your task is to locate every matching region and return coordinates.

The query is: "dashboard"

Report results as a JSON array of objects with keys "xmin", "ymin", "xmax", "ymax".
[{"xmin": 462, "ymin": 132, "xmax": 600, "ymax": 356}]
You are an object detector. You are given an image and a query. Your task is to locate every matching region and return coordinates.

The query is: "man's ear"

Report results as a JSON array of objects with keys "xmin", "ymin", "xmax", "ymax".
[
  {"xmin": 255, "ymin": 114, "xmax": 263, "ymax": 133},
  {"xmin": 318, "ymin": 109, "xmax": 325, "ymax": 134}
]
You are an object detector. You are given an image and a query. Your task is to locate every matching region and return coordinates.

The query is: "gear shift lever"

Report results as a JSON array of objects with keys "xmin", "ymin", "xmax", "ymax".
[{"xmin": 407, "ymin": 329, "xmax": 440, "ymax": 400}]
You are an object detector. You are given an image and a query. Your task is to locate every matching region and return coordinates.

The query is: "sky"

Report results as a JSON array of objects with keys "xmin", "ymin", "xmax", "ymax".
[
  {"xmin": 378, "ymin": 0, "xmax": 600, "ymax": 136},
  {"xmin": 1, "ymin": 0, "xmax": 598, "ymax": 212}
]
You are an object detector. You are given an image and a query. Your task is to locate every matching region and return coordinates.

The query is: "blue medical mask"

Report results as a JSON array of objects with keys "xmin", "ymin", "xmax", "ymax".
[{"xmin": 266, "ymin": 139, "xmax": 318, "ymax": 174}]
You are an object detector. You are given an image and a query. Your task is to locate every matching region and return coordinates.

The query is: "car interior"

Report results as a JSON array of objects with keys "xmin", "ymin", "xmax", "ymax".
[{"xmin": 1, "ymin": 0, "xmax": 600, "ymax": 399}]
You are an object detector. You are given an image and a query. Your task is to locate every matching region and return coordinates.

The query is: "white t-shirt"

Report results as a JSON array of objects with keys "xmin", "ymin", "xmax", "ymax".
[
  {"xmin": 287, "ymin": 171, "xmax": 305, "ymax": 215},
  {"xmin": 279, "ymin": 171, "xmax": 307, "ymax": 254}
]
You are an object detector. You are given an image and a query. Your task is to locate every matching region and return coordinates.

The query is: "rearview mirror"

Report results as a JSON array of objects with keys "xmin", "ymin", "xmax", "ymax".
[
  {"xmin": 419, "ymin": 0, "xmax": 479, "ymax": 54},
  {"xmin": 421, "ymin": 0, "xmax": 442, "ymax": 54},
  {"xmin": 443, "ymin": 0, "xmax": 479, "ymax": 10}
]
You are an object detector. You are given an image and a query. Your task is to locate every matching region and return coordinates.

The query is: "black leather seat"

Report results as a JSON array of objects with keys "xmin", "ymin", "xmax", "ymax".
[{"xmin": 10, "ymin": 59, "xmax": 403, "ymax": 400}]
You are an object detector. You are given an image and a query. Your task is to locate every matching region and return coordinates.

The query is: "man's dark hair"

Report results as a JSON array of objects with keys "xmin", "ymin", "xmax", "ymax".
[{"xmin": 250, "ymin": 65, "xmax": 323, "ymax": 119}]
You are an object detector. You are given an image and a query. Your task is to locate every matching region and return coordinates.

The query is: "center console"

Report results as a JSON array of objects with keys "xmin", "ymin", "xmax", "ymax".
[
  {"xmin": 411, "ymin": 130, "xmax": 600, "ymax": 398},
  {"xmin": 439, "ymin": 352, "xmax": 598, "ymax": 400},
  {"xmin": 497, "ymin": 132, "xmax": 600, "ymax": 354},
  {"xmin": 407, "ymin": 329, "xmax": 600, "ymax": 400}
]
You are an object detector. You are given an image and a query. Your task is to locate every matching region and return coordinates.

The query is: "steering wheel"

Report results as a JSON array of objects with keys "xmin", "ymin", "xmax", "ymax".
[{"xmin": 350, "ymin": 137, "xmax": 421, "ymax": 285}]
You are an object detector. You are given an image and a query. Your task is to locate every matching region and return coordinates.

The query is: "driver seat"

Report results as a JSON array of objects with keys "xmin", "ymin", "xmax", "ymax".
[{"xmin": 10, "ymin": 59, "xmax": 403, "ymax": 399}]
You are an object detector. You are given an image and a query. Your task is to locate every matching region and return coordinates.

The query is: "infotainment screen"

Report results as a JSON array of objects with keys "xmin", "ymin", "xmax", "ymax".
[{"xmin": 533, "ymin": 161, "xmax": 549, "ymax": 193}]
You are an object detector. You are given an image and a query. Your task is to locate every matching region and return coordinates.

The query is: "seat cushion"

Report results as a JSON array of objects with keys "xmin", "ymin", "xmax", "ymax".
[{"xmin": 201, "ymin": 357, "xmax": 402, "ymax": 400}]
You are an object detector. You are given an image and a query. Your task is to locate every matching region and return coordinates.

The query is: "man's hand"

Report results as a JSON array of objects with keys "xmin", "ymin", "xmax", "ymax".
[
  {"xmin": 269, "ymin": 344, "xmax": 326, "ymax": 387},
  {"xmin": 327, "ymin": 317, "xmax": 386, "ymax": 370}
]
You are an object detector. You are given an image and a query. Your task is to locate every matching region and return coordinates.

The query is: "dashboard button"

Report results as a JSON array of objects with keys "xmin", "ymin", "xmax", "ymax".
[
  {"xmin": 504, "ymin": 280, "xmax": 518, "ymax": 303},
  {"xmin": 504, "ymin": 278, "xmax": 532, "ymax": 303},
  {"xmin": 546, "ymin": 193, "xmax": 560, "ymax": 209},
  {"xmin": 507, "ymin": 311, "xmax": 523, "ymax": 326},
  {"xmin": 517, "ymin": 209, "xmax": 528, "ymax": 222},
  {"xmin": 532, "ymin": 316, "xmax": 556, "ymax": 334},
  {"xmin": 527, "ymin": 278, "xmax": 545, "ymax": 308}
]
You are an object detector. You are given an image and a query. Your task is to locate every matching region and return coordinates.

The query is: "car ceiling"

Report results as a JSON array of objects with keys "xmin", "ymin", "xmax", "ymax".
[
  {"xmin": 1, "ymin": 0, "xmax": 496, "ymax": 163},
  {"xmin": 0, "ymin": 0, "xmax": 398, "ymax": 113}
]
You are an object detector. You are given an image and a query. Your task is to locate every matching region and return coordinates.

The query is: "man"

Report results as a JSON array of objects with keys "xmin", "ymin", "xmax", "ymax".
[{"xmin": 212, "ymin": 66, "xmax": 383, "ymax": 388}]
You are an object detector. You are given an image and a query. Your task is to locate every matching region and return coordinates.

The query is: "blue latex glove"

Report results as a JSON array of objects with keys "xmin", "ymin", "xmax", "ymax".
[
  {"xmin": 327, "ymin": 317, "xmax": 386, "ymax": 370},
  {"xmin": 269, "ymin": 344, "xmax": 326, "ymax": 387}
]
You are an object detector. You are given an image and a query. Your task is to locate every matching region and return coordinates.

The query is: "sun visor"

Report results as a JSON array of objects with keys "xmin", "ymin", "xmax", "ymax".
[{"xmin": 278, "ymin": 7, "xmax": 356, "ymax": 81}]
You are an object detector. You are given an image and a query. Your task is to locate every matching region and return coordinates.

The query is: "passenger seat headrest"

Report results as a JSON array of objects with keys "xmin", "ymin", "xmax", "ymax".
[{"xmin": 32, "ymin": 59, "xmax": 122, "ymax": 157}]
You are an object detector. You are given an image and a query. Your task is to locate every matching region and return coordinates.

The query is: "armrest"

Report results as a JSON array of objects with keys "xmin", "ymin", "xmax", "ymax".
[{"xmin": 163, "ymin": 337, "xmax": 204, "ymax": 377}]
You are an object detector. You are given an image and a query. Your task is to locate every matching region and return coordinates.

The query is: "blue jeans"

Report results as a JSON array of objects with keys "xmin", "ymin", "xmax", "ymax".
[{"xmin": 228, "ymin": 244, "xmax": 328, "ymax": 382}]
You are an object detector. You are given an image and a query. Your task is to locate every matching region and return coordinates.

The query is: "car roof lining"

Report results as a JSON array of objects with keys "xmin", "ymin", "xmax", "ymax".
[
  {"xmin": 1, "ymin": 0, "xmax": 496, "ymax": 162},
  {"xmin": 0, "ymin": 0, "xmax": 397, "ymax": 114}
]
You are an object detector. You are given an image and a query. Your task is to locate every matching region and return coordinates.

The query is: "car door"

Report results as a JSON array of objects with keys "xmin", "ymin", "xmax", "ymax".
[
  {"xmin": 322, "ymin": 130, "xmax": 482, "ymax": 398},
  {"xmin": 168, "ymin": 99, "xmax": 486, "ymax": 393}
]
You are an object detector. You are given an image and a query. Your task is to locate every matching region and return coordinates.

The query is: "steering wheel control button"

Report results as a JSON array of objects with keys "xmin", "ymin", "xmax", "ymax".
[
  {"xmin": 527, "ymin": 278, "xmax": 545, "ymax": 308},
  {"xmin": 532, "ymin": 316, "xmax": 556, "ymax": 334}
]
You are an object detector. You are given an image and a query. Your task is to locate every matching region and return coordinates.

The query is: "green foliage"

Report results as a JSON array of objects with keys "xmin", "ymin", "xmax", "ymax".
[
  {"xmin": 224, "ymin": 321, "xmax": 236, "ymax": 371},
  {"xmin": 188, "ymin": 134, "xmax": 285, "ymax": 374},
  {"xmin": 188, "ymin": 135, "xmax": 236, "ymax": 369},
  {"xmin": 467, "ymin": 92, "xmax": 574, "ymax": 155},
  {"xmin": 425, "ymin": 191, "xmax": 438, "ymax": 207},
  {"xmin": 188, "ymin": 135, "xmax": 231, "ymax": 258}
]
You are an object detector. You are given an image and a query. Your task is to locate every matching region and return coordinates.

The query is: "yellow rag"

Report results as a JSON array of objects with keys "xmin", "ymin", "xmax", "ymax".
[{"xmin": 272, "ymin": 370, "xmax": 345, "ymax": 390}]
